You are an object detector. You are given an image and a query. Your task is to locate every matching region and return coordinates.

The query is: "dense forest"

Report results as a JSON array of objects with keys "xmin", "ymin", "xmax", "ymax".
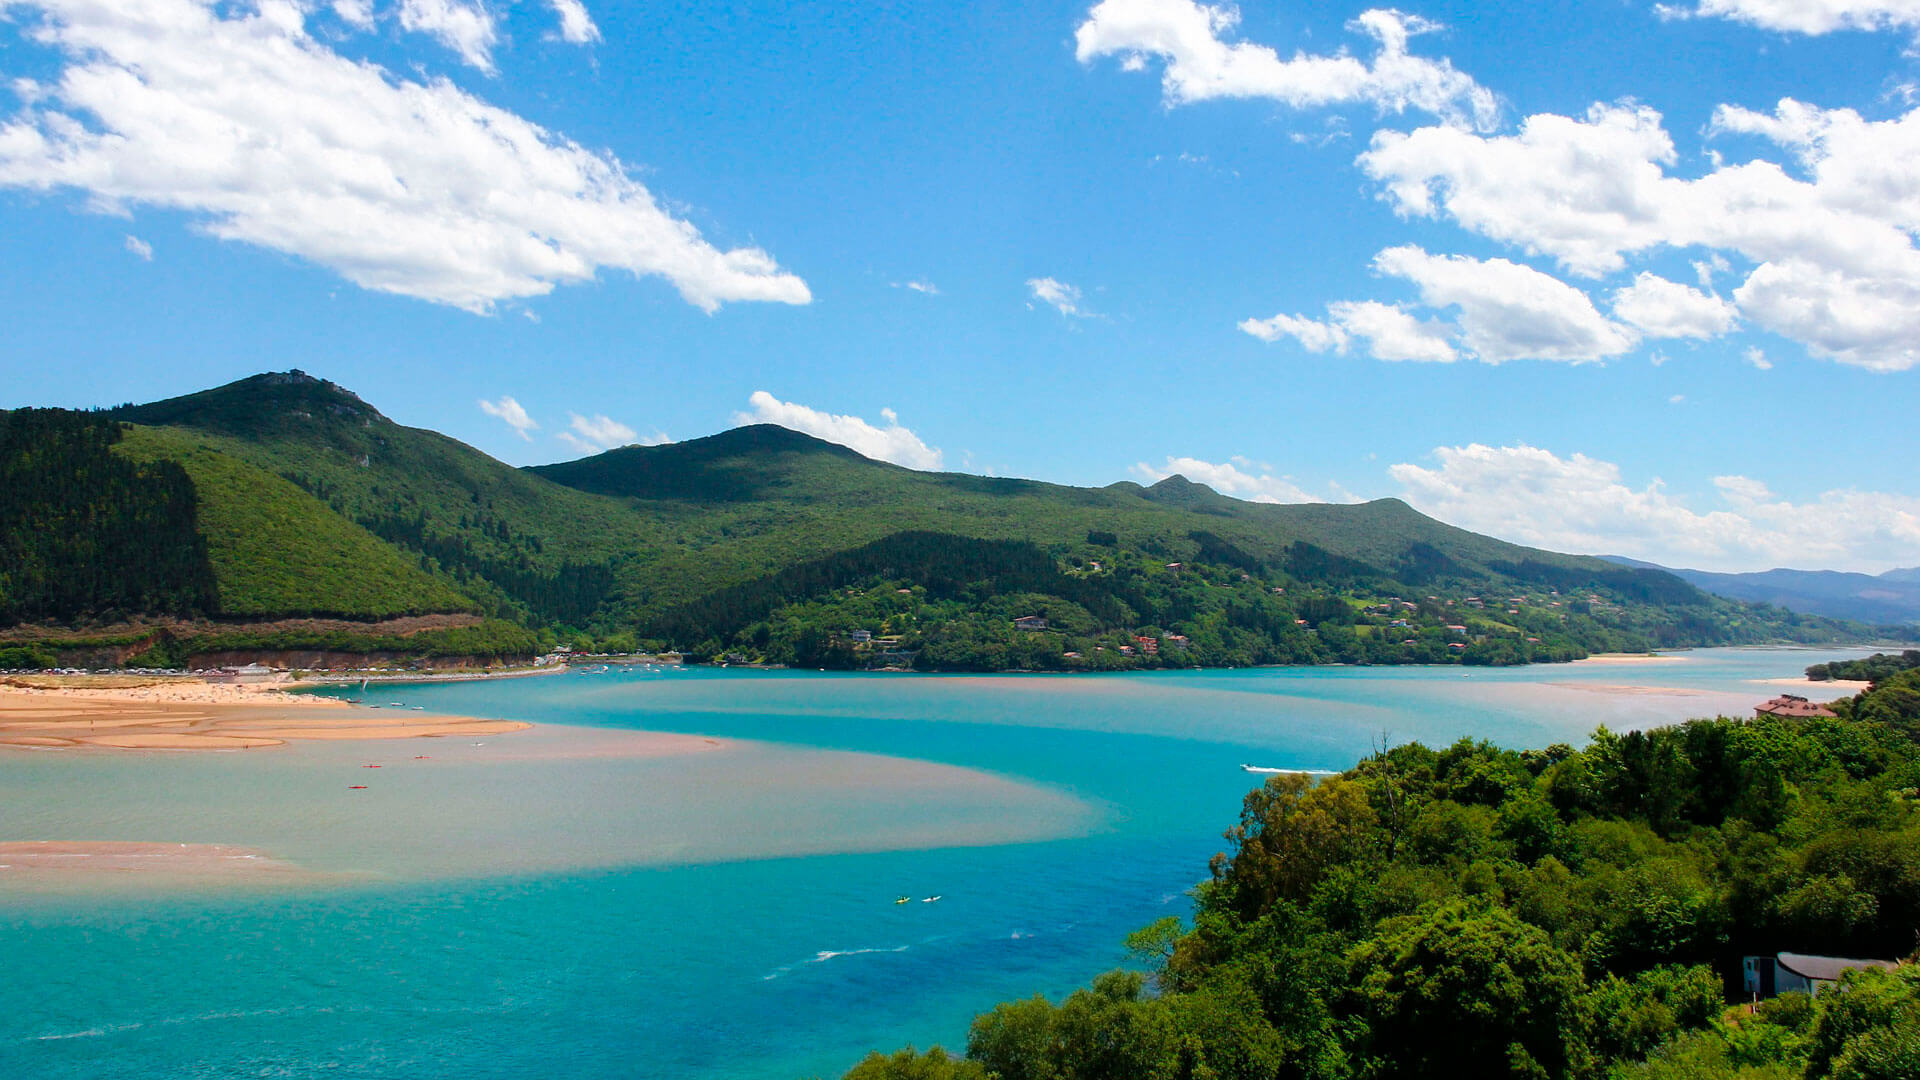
[
  {"xmin": 837, "ymin": 670, "xmax": 1920, "ymax": 1079},
  {"xmin": 0, "ymin": 410, "xmax": 216, "ymax": 623}
]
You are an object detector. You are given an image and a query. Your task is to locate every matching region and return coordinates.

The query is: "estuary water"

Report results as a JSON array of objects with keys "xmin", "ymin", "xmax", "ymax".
[{"xmin": 0, "ymin": 648, "xmax": 1876, "ymax": 1079}]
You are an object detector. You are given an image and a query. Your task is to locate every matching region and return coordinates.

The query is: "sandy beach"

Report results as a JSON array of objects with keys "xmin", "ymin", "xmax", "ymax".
[{"xmin": 0, "ymin": 677, "xmax": 530, "ymax": 750}]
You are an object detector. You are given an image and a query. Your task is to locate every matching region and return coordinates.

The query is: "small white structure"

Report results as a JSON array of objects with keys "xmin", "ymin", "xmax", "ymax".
[{"xmin": 204, "ymin": 663, "xmax": 278, "ymax": 685}]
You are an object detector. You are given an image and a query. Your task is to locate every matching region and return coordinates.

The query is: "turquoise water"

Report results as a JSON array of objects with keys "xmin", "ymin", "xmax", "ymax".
[{"xmin": 0, "ymin": 648, "xmax": 1874, "ymax": 1078}]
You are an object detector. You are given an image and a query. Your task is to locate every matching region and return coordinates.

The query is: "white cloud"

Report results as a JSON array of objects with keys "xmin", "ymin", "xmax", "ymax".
[
  {"xmin": 123, "ymin": 234, "xmax": 152, "ymax": 260},
  {"xmin": 479, "ymin": 395, "xmax": 538, "ymax": 441},
  {"xmin": 1358, "ymin": 99, "xmax": 1920, "ymax": 370},
  {"xmin": 893, "ymin": 279, "xmax": 940, "ymax": 295},
  {"xmin": 734, "ymin": 391, "xmax": 943, "ymax": 470},
  {"xmin": 399, "ymin": 0, "xmax": 500, "ymax": 72},
  {"xmin": 1131, "ymin": 455, "xmax": 1323, "ymax": 503},
  {"xmin": 0, "ymin": 0, "xmax": 810, "ymax": 315},
  {"xmin": 1238, "ymin": 310, "xmax": 1348, "ymax": 351},
  {"xmin": 556, "ymin": 412, "xmax": 659, "ymax": 455},
  {"xmin": 1744, "ymin": 346, "xmax": 1773, "ymax": 370},
  {"xmin": 1240, "ymin": 299, "xmax": 1457, "ymax": 361},
  {"xmin": 1665, "ymin": 0, "xmax": 1920, "ymax": 35},
  {"xmin": 1610, "ymin": 272, "xmax": 1738, "ymax": 339},
  {"xmin": 1027, "ymin": 276, "xmax": 1089, "ymax": 317},
  {"xmin": 1372, "ymin": 246, "xmax": 1638, "ymax": 363},
  {"xmin": 331, "ymin": 0, "xmax": 374, "ymax": 29},
  {"xmin": 1326, "ymin": 299, "xmax": 1458, "ymax": 361},
  {"xmin": 1390, "ymin": 443, "xmax": 1920, "ymax": 573},
  {"xmin": 549, "ymin": 0, "xmax": 600, "ymax": 44},
  {"xmin": 1075, "ymin": 1, "xmax": 1498, "ymax": 130},
  {"xmin": 1669, "ymin": 393, "xmax": 1686, "ymax": 403}
]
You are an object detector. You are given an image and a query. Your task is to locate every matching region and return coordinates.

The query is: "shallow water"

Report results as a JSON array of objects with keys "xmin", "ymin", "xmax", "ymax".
[{"xmin": 0, "ymin": 647, "xmax": 1876, "ymax": 1079}]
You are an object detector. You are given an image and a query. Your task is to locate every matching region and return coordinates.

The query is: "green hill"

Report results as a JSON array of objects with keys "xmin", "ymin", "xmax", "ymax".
[{"xmin": 0, "ymin": 371, "xmax": 1885, "ymax": 670}]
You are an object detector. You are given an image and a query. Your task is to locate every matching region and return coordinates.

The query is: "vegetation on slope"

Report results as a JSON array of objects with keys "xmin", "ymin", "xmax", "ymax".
[
  {"xmin": 0, "ymin": 409, "xmax": 216, "ymax": 624},
  {"xmin": 0, "ymin": 371, "xmax": 1879, "ymax": 667},
  {"xmin": 841, "ymin": 681, "xmax": 1920, "ymax": 1079},
  {"xmin": 110, "ymin": 370, "xmax": 659, "ymax": 627},
  {"xmin": 115, "ymin": 426, "xmax": 476, "ymax": 619}
]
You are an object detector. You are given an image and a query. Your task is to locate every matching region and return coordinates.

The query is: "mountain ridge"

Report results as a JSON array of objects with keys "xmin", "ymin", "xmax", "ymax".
[{"xmin": 1, "ymin": 371, "xmax": 1891, "ymax": 670}]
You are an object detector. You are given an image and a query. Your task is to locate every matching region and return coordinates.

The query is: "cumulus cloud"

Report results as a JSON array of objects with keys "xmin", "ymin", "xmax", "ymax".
[
  {"xmin": 1027, "ymin": 276, "xmax": 1089, "ymax": 317},
  {"xmin": 556, "ymin": 412, "xmax": 658, "ymax": 455},
  {"xmin": 1663, "ymin": 0, "xmax": 1920, "ymax": 35},
  {"xmin": 1609, "ymin": 273, "xmax": 1738, "ymax": 339},
  {"xmin": 735, "ymin": 391, "xmax": 943, "ymax": 470},
  {"xmin": 331, "ymin": 0, "xmax": 374, "ymax": 29},
  {"xmin": 1358, "ymin": 99, "xmax": 1920, "ymax": 370},
  {"xmin": 1075, "ymin": 1, "xmax": 1498, "ymax": 130},
  {"xmin": 398, "ymin": 0, "xmax": 499, "ymax": 72},
  {"xmin": 1389, "ymin": 443, "xmax": 1920, "ymax": 573},
  {"xmin": 1744, "ymin": 346, "xmax": 1774, "ymax": 370},
  {"xmin": 1131, "ymin": 455, "xmax": 1324, "ymax": 503},
  {"xmin": 549, "ymin": 0, "xmax": 600, "ymax": 44},
  {"xmin": 124, "ymin": 234, "xmax": 152, "ymax": 261},
  {"xmin": 0, "ymin": 0, "xmax": 810, "ymax": 315},
  {"xmin": 1240, "ymin": 299, "xmax": 1457, "ymax": 361},
  {"xmin": 479, "ymin": 395, "xmax": 538, "ymax": 441},
  {"xmin": 1372, "ymin": 246, "xmax": 1638, "ymax": 363}
]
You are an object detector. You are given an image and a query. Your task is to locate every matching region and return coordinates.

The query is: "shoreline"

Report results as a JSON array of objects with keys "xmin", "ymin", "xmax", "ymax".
[{"xmin": 0, "ymin": 678, "xmax": 530, "ymax": 750}]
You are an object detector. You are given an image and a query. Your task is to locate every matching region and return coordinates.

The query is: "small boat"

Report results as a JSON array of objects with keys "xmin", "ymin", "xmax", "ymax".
[
  {"xmin": 921, "ymin": 895, "xmax": 942, "ymax": 903},
  {"xmin": 362, "ymin": 764, "xmax": 381, "ymax": 769},
  {"xmin": 894, "ymin": 896, "xmax": 911, "ymax": 904},
  {"xmin": 348, "ymin": 785, "xmax": 367, "ymax": 790}
]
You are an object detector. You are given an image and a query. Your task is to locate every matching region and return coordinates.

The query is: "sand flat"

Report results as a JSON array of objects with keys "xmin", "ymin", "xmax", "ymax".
[
  {"xmin": 0, "ymin": 683, "xmax": 530, "ymax": 750},
  {"xmin": 0, "ymin": 841, "xmax": 304, "ymax": 878}
]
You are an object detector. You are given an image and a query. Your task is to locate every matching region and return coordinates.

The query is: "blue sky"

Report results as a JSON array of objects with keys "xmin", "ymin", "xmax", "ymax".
[{"xmin": 1, "ymin": 0, "xmax": 1916, "ymax": 572}]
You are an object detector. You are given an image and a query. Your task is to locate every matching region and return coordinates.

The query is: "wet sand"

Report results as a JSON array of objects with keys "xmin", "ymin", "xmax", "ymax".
[
  {"xmin": 0, "ymin": 841, "xmax": 307, "ymax": 879},
  {"xmin": 0, "ymin": 682, "xmax": 531, "ymax": 750}
]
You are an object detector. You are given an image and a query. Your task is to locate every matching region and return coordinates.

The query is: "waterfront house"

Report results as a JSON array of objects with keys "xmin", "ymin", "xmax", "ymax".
[
  {"xmin": 1013, "ymin": 615, "xmax": 1049, "ymax": 632},
  {"xmin": 1754, "ymin": 694, "xmax": 1838, "ymax": 719}
]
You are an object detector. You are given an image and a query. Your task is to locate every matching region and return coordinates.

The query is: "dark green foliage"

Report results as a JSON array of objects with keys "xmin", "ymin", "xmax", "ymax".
[
  {"xmin": 845, "ymin": 704, "xmax": 1920, "ymax": 1080},
  {"xmin": 0, "ymin": 643, "xmax": 58, "ymax": 668},
  {"xmin": 1810, "ymin": 651, "xmax": 1920, "ymax": 683},
  {"xmin": 1344, "ymin": 901, "xmax": 1585, "ymax": 1079},
  {"xmin": 0, "ymin": 409, "xmax": 216, "ymax": 623},
  {"xmin": 836, "ymin": 1047, "xmax": 985, "ymax": 1080}
]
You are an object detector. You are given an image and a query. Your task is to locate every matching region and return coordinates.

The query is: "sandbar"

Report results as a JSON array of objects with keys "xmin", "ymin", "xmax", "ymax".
[
  {"xmin": 0, "ymin": 679, "xmax": 529, "ymax": 750},
  {"xmin": 1546, "ymin": 682, "xmax": 1717, "ymax": 697},
  {"xmin": 1749, "ymin": 677, "xmax": 1871, "ymax": 693},
  {"xmin": 0, "ymin": 841, "xmax": 307, "ymax": 880}
]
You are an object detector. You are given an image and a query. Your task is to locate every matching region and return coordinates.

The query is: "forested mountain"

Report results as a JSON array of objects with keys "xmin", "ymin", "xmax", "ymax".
[
  {"xmin": 1605, "ymin": 557, "xmax": 1920, "ymax": 627},
  {"xmin": 0, "ymin": 371, "xmax": 1891, "ymax": 670}
]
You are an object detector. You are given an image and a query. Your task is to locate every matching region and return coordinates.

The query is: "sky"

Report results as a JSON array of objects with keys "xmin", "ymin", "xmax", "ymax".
[{"xmin": 0, "ymin": 0, "xmax": 1916, "ymax": 574}]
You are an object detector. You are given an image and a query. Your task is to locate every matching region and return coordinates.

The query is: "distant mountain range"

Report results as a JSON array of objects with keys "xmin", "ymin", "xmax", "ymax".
[
  {"xmin": 1603, "ymin": 557, "xmax": 1920, "ymax": 626},
  {"xmin": 0, "ymin": 371, "xmax": 1885, "ymax": 670}
]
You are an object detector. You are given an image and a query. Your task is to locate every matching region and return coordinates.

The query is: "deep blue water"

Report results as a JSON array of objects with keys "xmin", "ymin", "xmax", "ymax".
[{"xmin": 0, "ymin": 649, "xmax": 1871, "ymax": 1078}]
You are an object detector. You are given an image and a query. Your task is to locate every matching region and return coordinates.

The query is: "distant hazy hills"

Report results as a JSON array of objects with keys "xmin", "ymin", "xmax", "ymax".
[{"xmin": 1604, "ymin": 557, "xmax": 1920, "ymax": 626}]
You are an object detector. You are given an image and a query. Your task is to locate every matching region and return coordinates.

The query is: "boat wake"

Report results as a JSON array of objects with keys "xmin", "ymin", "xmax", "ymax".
[{"xmin": 761, "ymin": 944, "xmax": 911, "ymax": 981}]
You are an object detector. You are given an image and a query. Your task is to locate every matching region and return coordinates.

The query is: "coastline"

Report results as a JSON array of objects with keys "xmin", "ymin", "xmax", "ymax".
[{"xmin": 0, "ymin": 677, "xmax": 530, "ymax": 750}]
